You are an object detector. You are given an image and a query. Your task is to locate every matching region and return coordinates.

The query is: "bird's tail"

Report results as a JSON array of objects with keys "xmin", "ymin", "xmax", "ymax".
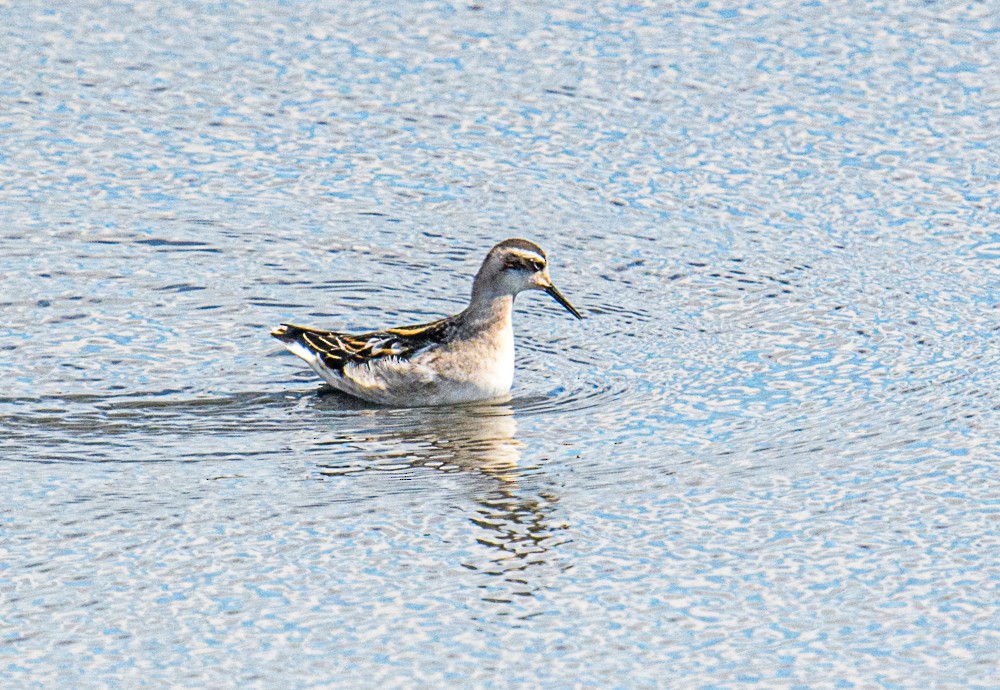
[{"xmin": 271, "ymin": 323, "xmax": 304, "ymax": 343}]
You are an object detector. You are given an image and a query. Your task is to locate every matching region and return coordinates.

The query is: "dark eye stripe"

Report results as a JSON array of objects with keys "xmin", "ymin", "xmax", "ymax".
[{"xmin": 505, "ymin": 257, "xmax": 545, "ymax": 271}]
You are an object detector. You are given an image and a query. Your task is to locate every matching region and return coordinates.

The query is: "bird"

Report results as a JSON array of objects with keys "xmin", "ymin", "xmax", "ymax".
[{"xmin": 271, "ymin": 238, "xmax": 582, "ymax": 406}]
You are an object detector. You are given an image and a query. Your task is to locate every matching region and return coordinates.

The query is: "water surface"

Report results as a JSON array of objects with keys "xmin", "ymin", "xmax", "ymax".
[{"xmin": 2, "ymin": 1, "xmax": 999, "ymax": 687}]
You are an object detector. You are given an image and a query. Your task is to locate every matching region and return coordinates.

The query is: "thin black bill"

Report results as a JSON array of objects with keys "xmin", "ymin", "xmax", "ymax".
[{"xmin": 545, "ymin": 284, "xmax": 583, "ymax": 320}]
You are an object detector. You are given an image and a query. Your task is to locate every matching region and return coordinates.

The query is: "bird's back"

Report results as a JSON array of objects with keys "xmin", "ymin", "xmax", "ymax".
[{"xmin": 272, "ymin": 318, "xmax": 455, "ymax": 372}]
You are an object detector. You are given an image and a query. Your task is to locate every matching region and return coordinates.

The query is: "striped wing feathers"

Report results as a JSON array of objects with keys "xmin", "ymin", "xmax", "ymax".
[{"xmin": 274, "ymin": 318, "xmax": 453, "ymax": 372}]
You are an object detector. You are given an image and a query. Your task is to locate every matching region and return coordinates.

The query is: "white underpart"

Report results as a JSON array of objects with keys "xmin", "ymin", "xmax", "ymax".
[{"xmin": 284, "ymin": 341, "xmax": 324, "ymax": 372}]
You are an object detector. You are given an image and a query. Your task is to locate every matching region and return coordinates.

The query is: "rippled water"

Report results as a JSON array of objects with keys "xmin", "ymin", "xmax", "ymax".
[{"xmin": 3, "ymin": 1, "xmax": 999, "ymax": 687}]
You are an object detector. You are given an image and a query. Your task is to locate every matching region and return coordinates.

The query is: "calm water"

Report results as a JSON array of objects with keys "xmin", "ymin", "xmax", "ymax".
[{"xmin": 3, "ymin": 1, "xmax": 999, "ymax": 687}]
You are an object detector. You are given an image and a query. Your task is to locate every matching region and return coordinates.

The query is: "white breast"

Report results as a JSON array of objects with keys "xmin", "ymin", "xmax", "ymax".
[{"xmin": 479, "ymin": 324, "xmax": 514, "ymax": 396}]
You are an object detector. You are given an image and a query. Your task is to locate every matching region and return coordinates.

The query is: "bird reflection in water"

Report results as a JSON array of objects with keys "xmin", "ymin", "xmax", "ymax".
[
  {"xmin": 468, "ymin": 486, "xmax": 566, "ymax": 608},
  {"xmin": 313, "ymin": 396, "xmax": 523, "ymax": 482},
  {"xmin": 313, "ymin": 394, "xmax": 569, "ymax": 606}
]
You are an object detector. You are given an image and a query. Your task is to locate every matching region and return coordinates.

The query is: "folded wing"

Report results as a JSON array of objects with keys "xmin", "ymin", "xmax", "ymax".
[{"xmin": 272, "ymin": 318, "xmax": 454, "ymax": 373}]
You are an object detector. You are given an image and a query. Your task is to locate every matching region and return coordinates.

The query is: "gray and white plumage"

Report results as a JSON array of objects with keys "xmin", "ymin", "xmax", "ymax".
[{"xmin": 271, "ymin": 238, "xmax": 582, "ymax": 407}]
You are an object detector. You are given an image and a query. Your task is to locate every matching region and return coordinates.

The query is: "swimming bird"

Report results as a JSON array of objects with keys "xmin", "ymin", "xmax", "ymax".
[{"xmin": 271, "ymin": 238, "xmax": 582, "ymax": 406}]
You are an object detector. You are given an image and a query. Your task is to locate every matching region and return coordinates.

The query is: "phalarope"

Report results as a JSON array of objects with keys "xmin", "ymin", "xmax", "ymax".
[{"xmin": 272, "ymin": 238, "xmax": 582, "ymax": 406}]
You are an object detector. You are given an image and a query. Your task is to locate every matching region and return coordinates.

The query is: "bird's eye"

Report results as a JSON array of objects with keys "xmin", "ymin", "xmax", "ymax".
[{"xmin": 503, "ymin": 256, "xmax": 546, "ymax": 272}]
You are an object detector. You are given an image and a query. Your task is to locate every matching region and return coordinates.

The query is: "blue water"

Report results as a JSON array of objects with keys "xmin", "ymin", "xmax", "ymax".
[{"xmin": 2, "ymin": 1, "xmax": 999, "ymax": 687}]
